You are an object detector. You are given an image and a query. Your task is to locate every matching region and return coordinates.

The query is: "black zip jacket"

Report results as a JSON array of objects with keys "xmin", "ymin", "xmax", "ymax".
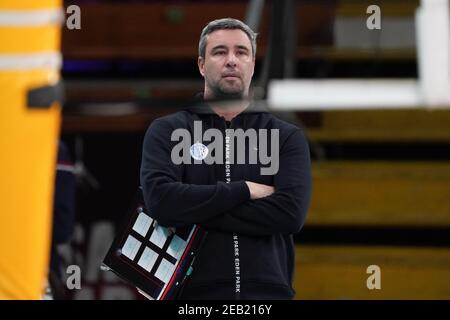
[{"xmin": 140, "ymin": 100, "xmax": 312, "ymax": 300}]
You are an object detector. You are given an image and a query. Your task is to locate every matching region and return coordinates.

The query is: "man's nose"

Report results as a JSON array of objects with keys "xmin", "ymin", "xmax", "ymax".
[{"xmin": 226, "ymin": 53, "xmax": 237, "ymax": 67}]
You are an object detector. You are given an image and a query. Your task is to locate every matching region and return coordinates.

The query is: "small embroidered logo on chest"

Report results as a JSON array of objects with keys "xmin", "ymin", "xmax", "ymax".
[{"xmin": 190, "ymin": 142, "xmax": 209, "ymax": 161}]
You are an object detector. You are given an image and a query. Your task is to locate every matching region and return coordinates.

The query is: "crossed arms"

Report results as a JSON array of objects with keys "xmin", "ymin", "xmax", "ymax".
[{"xmin": 140, "ymin": 119, "xmax": 311, "ymax": 236}]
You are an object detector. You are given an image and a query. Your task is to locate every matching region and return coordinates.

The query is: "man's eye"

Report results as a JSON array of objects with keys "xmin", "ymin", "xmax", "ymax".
[
  {"xmin": 214, "ymin": 51, "xmax": 226, "ymax": 55},
  {"xmin": 237, "ymin": 51, "xmax": 248, "ymax": 56}
]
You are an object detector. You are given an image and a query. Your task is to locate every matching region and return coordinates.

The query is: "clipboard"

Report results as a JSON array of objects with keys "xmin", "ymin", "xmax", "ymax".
[{"xmin": 101, "ymin": 187, "xmax": 207, "ymax": 300}]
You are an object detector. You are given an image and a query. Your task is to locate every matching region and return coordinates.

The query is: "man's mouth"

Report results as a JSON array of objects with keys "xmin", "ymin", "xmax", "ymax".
[{"xmin": 222, "ymin": 73, "xmax": 240, "ymax": 79}]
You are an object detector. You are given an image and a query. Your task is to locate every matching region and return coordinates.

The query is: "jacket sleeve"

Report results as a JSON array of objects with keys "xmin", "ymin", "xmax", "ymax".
[
  {"xmin": 201, "ymin": 129, "xmax": 312, "ymax": 236},
  {"xmin": 140, "ymin": 119, "xmax": 250, "ymax": 228}
]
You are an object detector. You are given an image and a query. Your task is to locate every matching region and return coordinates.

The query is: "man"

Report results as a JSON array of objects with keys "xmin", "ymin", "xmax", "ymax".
[
  {"xmin": 140, "ymin": 18, "xmax": 311, "ymax": 299},
  {"xmin": 47, "ymin": 141, "xmax": 76, "ymax": 299}
]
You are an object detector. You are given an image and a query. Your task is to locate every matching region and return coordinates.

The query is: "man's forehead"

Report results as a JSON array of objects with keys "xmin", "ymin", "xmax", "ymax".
[{"xmin": 206, "ymin": 29, "xmax": 251, "ymax": 49}]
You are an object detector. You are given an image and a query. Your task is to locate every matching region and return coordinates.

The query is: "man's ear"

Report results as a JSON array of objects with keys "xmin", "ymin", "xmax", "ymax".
[{"xmin": 198, "ymin": 56, "xmax": 205, "ymax": 77}]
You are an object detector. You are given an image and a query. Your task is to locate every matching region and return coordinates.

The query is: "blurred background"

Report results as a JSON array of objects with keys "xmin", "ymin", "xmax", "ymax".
[{"xmin": 1, "ymin": 0, "xmax": 449, "ymax": 299}]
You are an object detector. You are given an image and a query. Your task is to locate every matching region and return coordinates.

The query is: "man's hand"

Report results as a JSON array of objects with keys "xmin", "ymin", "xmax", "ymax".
[{"xmin": 245, "ymin": 181, "xmax": 275, "ymax": 200}]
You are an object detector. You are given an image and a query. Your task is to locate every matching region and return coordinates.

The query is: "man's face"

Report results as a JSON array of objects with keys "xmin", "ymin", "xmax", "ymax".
[{"xmin": 198, "ymin": 29, "xmax": 255, "ymax": 99}]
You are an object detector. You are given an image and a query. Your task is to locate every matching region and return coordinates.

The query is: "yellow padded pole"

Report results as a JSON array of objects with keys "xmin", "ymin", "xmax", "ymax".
[{"xmin": 0, "ymin": 0, "xmax": 62, "ymax": 299}]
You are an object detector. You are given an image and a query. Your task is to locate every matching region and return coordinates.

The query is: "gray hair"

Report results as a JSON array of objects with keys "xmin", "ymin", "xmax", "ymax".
[{"xmin": 198, "ymin": 18, "xmax": 257, "ymax": 59}]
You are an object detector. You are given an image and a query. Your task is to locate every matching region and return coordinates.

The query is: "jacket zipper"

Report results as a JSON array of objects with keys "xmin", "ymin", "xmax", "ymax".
[{"xmin": 224, "ymin": 119, "xmax": 241, "ymax": 300}]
